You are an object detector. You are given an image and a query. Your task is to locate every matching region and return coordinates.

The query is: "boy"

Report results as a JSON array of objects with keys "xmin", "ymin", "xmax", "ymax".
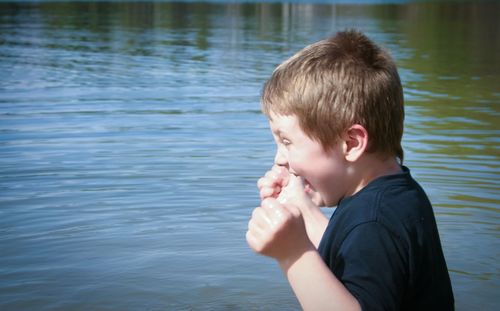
[{"xmin": 246, "ymin": 30, "xmax": 454, "ymax": 310}]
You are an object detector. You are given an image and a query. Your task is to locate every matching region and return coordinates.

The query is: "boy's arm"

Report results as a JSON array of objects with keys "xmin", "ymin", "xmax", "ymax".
[
  {"xmin": 285, "ymin": 189, "xmax": 329, "ymax": 248},
  {"xmin": 246, "ymin": 198, "xmax": 360, "ymax": 311},
  {"xmin": 280, "ymin": 249, "xmax": 361, "ymax": 311}
]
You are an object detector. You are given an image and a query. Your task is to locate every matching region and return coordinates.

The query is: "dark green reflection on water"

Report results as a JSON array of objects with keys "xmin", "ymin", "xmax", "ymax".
[{"xmin": 397, "ymin": 3, "xmax": 500, "ymax": 142}]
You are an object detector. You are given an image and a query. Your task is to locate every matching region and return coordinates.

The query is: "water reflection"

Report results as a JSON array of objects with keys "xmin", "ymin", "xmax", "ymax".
[{"xmin": 0, "ymin": 1, "xmax": 499, "ymax": 311}]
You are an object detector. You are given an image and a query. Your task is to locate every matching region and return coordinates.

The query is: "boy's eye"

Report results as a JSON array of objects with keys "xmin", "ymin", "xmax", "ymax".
[{"xmin": 282, "ymin": 138, "xmax": 291, "ymax": 146}]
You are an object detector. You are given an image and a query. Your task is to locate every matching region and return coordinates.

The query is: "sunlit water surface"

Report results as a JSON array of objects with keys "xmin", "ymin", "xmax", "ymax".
[{"xmin": 0, "ymin": 1, "xmax": 499, "ymax": 310}]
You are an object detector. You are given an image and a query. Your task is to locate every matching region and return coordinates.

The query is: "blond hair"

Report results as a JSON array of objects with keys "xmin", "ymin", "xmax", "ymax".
[{"xmin": 262, "ymin": 30, "xmax": 404, "ymax": 162}]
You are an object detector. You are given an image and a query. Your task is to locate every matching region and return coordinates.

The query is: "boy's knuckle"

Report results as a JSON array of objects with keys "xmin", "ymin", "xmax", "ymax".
[
  {"xmin": 263, "ymin": 192, "xmax": 270, "ymax": 199},
  {"xmin": 245, "ymin": 230, "xmax": 252, "ymax": 242},
  {"xmin": 257, "ymin": 178, "xmax": 264, "ymax": 187},
  {"xmin": 262, "ymin": 197, "xmax": 276, "ymax": 207},
  {"xmin": 268, "ymin": 171, "xmax": 278, "ymax": 180},
  {"xmin": 247, "ymin": 219, "xmax": 255, "ymax": 231}
]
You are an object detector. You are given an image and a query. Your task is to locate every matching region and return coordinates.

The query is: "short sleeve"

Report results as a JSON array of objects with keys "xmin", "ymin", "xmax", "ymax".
[{"xmin": 333, "ymin": 222, "xmax": 408, "ymax": 311}]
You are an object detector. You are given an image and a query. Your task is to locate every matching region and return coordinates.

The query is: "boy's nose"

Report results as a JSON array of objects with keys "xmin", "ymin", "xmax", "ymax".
[{"xmin": 274, "ymin": 148, "xmax": 288, "ymax": 167}]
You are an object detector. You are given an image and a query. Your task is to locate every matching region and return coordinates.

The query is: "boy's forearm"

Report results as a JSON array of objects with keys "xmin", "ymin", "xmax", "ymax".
[
  {"xmin": 300, "ymin": 205, "xmax": 329, "ymax": 248},
  {"xmin": 278, "ymin": 249, "xmax": 361, "ymax": 311}
]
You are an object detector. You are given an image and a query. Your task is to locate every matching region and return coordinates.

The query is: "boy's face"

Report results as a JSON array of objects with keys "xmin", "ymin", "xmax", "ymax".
[{"xmin": 269, "ymin": 112, "xmax": 348, "ymax": 207}]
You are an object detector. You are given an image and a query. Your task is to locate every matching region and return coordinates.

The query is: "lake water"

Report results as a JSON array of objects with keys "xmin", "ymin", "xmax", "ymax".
[{"xmin": 0, "ymin": 1, "xmax": 498, "ymax": 310}]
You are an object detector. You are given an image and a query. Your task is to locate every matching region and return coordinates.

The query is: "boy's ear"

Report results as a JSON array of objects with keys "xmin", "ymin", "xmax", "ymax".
[{"xmin": 342, "ymin": 124, "xmax": 369, "ymax": 162}]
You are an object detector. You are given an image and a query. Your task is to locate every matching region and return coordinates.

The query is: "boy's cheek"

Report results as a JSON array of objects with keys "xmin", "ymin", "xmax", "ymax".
[{"xmin": 287, "ymin": 154, "xmax": 310, "ymax": 177}]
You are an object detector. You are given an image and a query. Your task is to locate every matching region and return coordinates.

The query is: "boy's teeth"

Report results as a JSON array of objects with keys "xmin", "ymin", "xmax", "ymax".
[{"xmin": 304, "ymin": 180, "xmax": 312, "ymax": 192}]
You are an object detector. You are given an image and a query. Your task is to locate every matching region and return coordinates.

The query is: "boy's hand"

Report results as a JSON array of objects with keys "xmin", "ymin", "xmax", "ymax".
[
  {"xmin": 277, "ymin": 173, "xmax": 309, "ymax": 205},
  {"xmin": 276, "ymin": 174, "xmax": 329, "ymax": 248},
  {"xmin": 258, "ymin": 166, "xmax": 325, "ymax": 207},
  {"xmin": 257, "ymin": 165, "xmax": 290, "ymax": 200},
  {"xmin": 277, "ymin": 173, "xmax": 322, "ymax": 213},
  {"xmin": 246, "ymin": 198, "xmax": 314, "ymax": 263}
]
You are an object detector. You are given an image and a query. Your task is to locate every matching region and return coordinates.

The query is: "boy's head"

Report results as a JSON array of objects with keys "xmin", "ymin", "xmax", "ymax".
[{"xmin": 262, "ymin": 30, "xmax": 404, "ymax": 163}]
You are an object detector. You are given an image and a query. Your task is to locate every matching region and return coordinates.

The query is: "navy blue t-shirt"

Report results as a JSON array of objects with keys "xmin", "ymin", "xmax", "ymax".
[{"xmin": 318, "ymin": 166, "xmax": 454, "ymax": 310}]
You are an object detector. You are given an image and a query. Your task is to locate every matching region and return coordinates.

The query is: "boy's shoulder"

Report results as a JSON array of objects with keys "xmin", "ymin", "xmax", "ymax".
[
  {"xmin": 338, "ymin": 166, "xmax": 430, "ymax": 224},
  {"xmin": 322, "ymin": 166, "xmax": 436, "ymax": 250}
]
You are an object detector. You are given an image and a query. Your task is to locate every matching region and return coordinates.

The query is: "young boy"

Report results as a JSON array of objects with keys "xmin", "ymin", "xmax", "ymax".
[{"xmin": 246, "ymin": 30, "xmax": 454, "ymax": 310}]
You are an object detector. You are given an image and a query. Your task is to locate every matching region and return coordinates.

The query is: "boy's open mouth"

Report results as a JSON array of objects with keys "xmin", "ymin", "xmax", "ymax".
[{"xmin": 304, "ymin": 179, "xmax": 314, "ymax": 194}]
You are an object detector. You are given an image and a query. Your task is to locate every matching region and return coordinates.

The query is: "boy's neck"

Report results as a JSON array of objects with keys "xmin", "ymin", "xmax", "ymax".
[{"xmin": 348, "ymin": 154, "xmax": 402, "ymax": 196}]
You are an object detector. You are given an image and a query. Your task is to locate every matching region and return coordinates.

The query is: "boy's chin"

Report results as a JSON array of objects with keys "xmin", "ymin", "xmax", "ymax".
[{"xmin": 308, "ymin": 191, "xmax": 326, "ymax": 207}]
